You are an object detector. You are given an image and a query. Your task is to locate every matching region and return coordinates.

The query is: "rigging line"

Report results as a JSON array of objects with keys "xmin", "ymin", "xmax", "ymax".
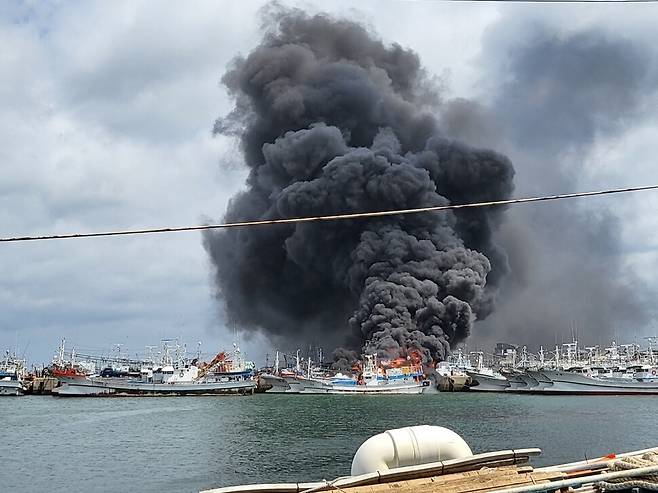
[{"xmin": 1, "ymin": 184, "xmax": 657, "ymax": 244}]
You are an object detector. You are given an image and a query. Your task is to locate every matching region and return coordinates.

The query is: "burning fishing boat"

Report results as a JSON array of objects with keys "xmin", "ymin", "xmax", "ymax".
[{"xmin": 311, "ymin": 354, "xmax": 429, "ymax": 394}]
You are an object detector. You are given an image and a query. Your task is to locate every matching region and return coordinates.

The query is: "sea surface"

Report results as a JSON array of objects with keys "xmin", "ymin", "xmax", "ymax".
[{"xmin": 2, "ymin": 393, "xmax": 657, "ymax": 493}]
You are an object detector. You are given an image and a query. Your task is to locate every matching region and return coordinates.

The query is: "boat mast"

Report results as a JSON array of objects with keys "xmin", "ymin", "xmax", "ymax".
[
  {"xmin": 645, "ymin": 336, "xmax": 657, "ymax": 365},
  {"xmin": 57, "ymin": 339, "xmax": 66, "ymax": 366},
  {"xmin": 554, "ymin": 345, "xmax": 560, "ymax": 368}
]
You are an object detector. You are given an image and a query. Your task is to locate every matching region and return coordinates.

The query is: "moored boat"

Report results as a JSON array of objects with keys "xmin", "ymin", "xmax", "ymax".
[
  {"xmin": 0, "ymin": 350, "xmax": 27, "ymax": 396},
  {"xmin": 52, "ymin": 343, "xmax": 256, "ymax": 397},
  {"xmin": 537, "ymin": 368, "xmax": 658, "ymax": 395},
  {"xmin": 465, "ymin": 369, "xmax": 509, "ymax": 392},
  {"xmin": 464, "ymin": 352, "xmax": 508, "ymax": 392},
  {"xmin": 435, "ymin": 350, "xmax": 472, "ymax": 391},
  {"xmin": 316, "ymin": 354, "xmax": 428, "ymax": 394}
]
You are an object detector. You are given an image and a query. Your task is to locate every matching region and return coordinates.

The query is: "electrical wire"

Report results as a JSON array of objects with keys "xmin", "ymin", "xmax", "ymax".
[{"xmin": 1, "ymin": 184, "xmax": 657, "ymax": 244}]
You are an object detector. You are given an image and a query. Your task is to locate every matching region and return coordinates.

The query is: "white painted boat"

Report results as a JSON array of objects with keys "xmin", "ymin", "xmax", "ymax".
[
  {"xmin": 515, "ymin": 371, "xmax": 542, "ymax": 392},
  {"xmin": 524, "ymin": 369, "xmax": 554, "ymax": 391},
  {"xmin": 325, "ymin": 380, "xmax": 427, "ymax": 394},
  {"xmin": 464, "ymin": 352, "xmax": 508, "ymax": 392},
  {"xmin": 51, "ymin": 376, "xmax": 256, "ymax": 396},
  {"xmin": 465, "ymin": 369, "xmax": 509, "ymax": 392},
  {"xmin": 258, "ymin": 350, "xmax": 331, "ymax": 393},
  {"xmin": 0, "ymin": 351, "xmax": 27, "ymax": 396},
  {"xmin": 501, "ymin": 370, "xmax": 528, "ymax": 391},
  {"xmin": 53, "ymin": 344, "xmax": 256, "ymax": 397},
  {"xmin": 0, "ymin": 379, "xmax": 24, "ymax": 396},
  {"xmin": 537, "ymin": 369, "xmax": 658, "ymax": 395},
  {"xmin": 314, "ymin": 355, "xmax": 428, "ymax": 395},
  {"xmin": 257, "ymin": 373, "xmax": 293, "ymax": 393}
]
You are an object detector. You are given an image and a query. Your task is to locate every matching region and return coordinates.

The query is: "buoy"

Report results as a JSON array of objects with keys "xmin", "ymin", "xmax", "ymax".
[{"xmin": 350, "ymin": 425, "xmax": 473, "ymax": 476}]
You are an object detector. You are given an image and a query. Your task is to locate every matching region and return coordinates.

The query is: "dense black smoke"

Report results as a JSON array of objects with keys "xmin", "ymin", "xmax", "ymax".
[
  {"xmin": 203, "ymin": 8, "xmax": 514, "ymax": 362},
  {"xmin": 444, "ymin": 23, "xmax": 655, "ymax": 346}
]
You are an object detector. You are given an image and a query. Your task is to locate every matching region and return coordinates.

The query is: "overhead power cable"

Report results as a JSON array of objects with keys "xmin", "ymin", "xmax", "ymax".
[{"xmin": 1, "ymin": 184, "xmax": 657, "ymax": 244}]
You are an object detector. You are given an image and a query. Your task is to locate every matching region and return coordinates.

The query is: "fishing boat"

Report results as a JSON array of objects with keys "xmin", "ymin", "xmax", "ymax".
[
  {"xmin": 50, "ymin": 340, "xmax": 90, "ymax": 381},
  {"xmin": 435, "ymin": 349, "xmax": 472, "ymax": 391},
  {"xmin": 529, "ymin": 368, "xmax": 658, "ymax": 395},
  {"xmin": 0, "ymin": 350, "xmax": 27, "ymax": 396},
  {"xmin": 462, "ymin": 337, "xmax": 658, "ymax": 395},
  {"xmin": 464, "ymin": 352, "xmax": 509, "ymax": 392},
  {"xmin": 257, "ymin": 350, "xmax": 308, "ymax": 393},
  {"xmin": 257, "ymin": 349, "xmax": 335, "ymax": 393},
  {"xmin": 52, "ymin": 343, "xmax": 256, "ymax": 397},
  {"xmin": 465, "ymin": 367, "xmax": 509, "ymax": 392},
  {"xmin": 314, "ymin": 354, "xmax": 428, "ymax": 394},
  {"xmin": 256, "ymin": 372, "xmax": 292, "ymax": 393}
]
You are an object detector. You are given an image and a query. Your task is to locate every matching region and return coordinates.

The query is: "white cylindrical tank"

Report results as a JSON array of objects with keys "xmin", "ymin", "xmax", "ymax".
[{"xmin": 350, "ymin": 425, "xmax": 472, "ymax": 476}]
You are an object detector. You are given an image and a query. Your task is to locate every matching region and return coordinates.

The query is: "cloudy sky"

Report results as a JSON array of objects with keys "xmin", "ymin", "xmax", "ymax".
[{"xmin": 2, "ymin": 0, "xmax": 658, "ymax": 365}]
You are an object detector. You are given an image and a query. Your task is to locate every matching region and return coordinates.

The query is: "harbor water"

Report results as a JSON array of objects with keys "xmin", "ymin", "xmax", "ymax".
[{"xmin": 2, "ymin": 393, "xmax": 657, "ymax": 493}]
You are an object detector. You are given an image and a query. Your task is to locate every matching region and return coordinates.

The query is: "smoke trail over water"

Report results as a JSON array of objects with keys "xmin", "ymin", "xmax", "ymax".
[{"xmin": 203, "ymin": 8, "xmax": 515, "ymax": 362}]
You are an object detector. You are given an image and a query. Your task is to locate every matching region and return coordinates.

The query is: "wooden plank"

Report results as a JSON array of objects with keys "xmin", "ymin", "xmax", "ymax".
[
  {"xmin": 343, "ymin": 452, "xmax": 538, "ymax": 489},
  {"xmin": 339, "ymin": 467, "xmax": 564, "ymax": 493},
  {"xmin": 382, "ymin": 473, "xmax": 550, "ymax": 493},
  {"xmin": 342, "ymin": 468, "xmax": 515, "ymax": 493}
]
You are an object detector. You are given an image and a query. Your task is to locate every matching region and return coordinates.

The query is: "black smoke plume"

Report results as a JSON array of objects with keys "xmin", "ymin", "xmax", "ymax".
[
  {"xmin": 203, "ymin": 8, "xmax": 514, "ymax": 362},
  {"xmin": 444, "ymin": 22, "xmax": 656, "ymax": 346}
]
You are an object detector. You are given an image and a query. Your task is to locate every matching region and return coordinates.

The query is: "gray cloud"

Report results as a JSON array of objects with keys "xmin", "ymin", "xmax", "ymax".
[{"xmin": 0, "ymin": 1, "xmax": 262, "ymax": 363}]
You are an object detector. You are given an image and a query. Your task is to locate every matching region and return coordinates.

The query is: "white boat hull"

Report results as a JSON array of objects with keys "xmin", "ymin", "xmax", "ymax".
[
  {"xmin": 502, "ymin": 372, "xmax": 528, "ymax": 391},
  {"xmin": 52, "ymin": 377, "xmax": 256, "ymax": 397},
  {"xmin": 0, "ymin": 379, "xmax": 24, "ymax": 396},
  {"xmin": 323, "ymin": 382, "xmax": 426, "ymax": 394},
  {"xmin": 523, "ymin": 370, "xmax": 554, "ymax": 391},
  {"xmin": 258, "ymin": 374, "xmax": 293, "ymax": 393},
  {"xmin": 507, "ymin": 372, "xmax": 541, "ymax": 392},
  {"xmin": 537, "ymin": 370, "xmax": 658, "ymax": 395},
  {"xmin": 465, "ymin": 371, "xmax": 509, "ymax": 392}
]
